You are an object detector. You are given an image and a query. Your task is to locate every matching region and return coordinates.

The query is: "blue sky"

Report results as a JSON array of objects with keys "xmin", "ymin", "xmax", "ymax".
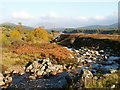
[{"xmin": 0, "ymin": 0, "xmax": 118, "ymax": 28}]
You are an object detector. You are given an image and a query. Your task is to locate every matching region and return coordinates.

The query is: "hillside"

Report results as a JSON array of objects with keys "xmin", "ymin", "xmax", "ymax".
[
  {"xmin": 80, "ymin": 23, "xmax": 118, "ymax": 29},
  {"xmin": 0, "ymin": 22, "xmax": 34, "ymax": 30}
]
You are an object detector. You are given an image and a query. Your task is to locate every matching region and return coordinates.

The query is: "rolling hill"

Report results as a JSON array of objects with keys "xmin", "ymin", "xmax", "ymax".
[
  {"xmin": 0, "ymin": 22, "xmax": 34, "ymax": 30},
  {"xmin": 80, "ymin": 23, "xmax": 118, "ymax": 29}
]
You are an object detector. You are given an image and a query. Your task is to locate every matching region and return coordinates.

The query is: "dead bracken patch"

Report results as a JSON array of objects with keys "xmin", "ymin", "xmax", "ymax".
[{"xmin": 13, "ymin": 43, "xmax": 75, "ymax": 64}]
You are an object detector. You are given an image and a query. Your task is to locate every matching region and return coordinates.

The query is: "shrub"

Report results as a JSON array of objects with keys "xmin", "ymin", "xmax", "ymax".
[
  {"xmin": 2, "ymin": 33, "xmax": 10, "ymax": 45},
  {"xmin": 15, "ymin": 22, "xmax": 24, "ymax": 33},
  {"xmin": 10, "ymin": 30, "xmax": 21, "ymax": 42},
  {"xmin": 26, "ymin": 31, "xmax": 35, "ymax": 43},
  {"xmin": 33, "ymin": 27, "xmax": 49, "ymax": 41}
]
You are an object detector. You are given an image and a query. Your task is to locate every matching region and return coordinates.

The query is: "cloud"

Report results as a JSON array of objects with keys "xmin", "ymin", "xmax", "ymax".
[
  {"xmin": 76, "ymin": 16, "xmax": 88, "ymax": 21},
  {"xmin": 41, "ymin": 11, "xmax": 63, "ymax": 20},
  {"xmin": 112, "ymin": 11, "xmax": 118, "ymax": 17},
  {"xmin": 46, "ymin": 11, "xmax": 58, "ymax": 18},
  {"xmin": 8, "ymin": 10, "xmax": 117, "ymax": 29},
  {"xmin": 12, "ymin": 11, "xmax": 34, "ymax": 19},
  {"xmin": 76, "ymin": 16, "xmax": 106, "ymax": 21},
  {"xmin": 94, "ymin": 16, "xmax": 106, "ymax": 20},
  {"xmin": 37, "ymin": 12, "xmax": 117, "ymax": 28}
]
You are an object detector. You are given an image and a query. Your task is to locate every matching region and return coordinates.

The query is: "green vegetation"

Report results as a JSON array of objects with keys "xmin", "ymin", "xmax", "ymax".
[
  {"xmin": 10, "ymin": 30, "xmax": 21, "ymax": 42},
  {"xmin": 63, "ymin": 28, "xmax": 120, "ymax": 34},
  {"xmin": 1, "ymin": 22, "xmax": 54, "ymax": 66},
  {"xmin": 32, "ymin": 27, "xmax": 49, "ymax": 41},
  {"xmin": 2, "ymin": 33, "xmax": 10, "ymax": 45},
  {"xmin": 85, "ymin": 72, "xmax": 119, "ymax": 88},
  {"xmin": 1, "ymin": 23, "xmax": 51, "ymax": 46}
]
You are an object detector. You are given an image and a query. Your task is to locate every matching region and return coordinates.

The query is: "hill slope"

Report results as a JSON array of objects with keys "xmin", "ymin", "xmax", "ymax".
[
  {"xmin": 0, "ymin": 22, "xmax": 34, "ymax": 30},
  {"xmin": 81, "ymin": 23, "xmax": 118, "ymax": 29}
]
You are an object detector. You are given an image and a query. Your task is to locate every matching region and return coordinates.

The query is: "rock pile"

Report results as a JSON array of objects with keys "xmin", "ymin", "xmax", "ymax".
[
  {"xmin": 0, "ymin": 65, "xmax": 25, "ymax": 88},
  {"xmin": 0, "ymin": 58, "xmax": 65, "ymax": 88},
  {"xmin": 68, "ymin": 47, "xmax": 120, "ymax": 75},
  {"xmin": 0, "ymin": 72, "xmax": 12, "ymax": 88},
  {"xmin": 0, "ymin": 73, "xmax": 5, "ymax": 86},
  {"xmin": 25, "ymin": 58, "xmax": 64, "ymax": 80}
]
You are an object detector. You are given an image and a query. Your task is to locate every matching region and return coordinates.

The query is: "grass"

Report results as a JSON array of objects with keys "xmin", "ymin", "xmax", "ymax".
[
  {"xmin": 85, "ymin": 72, "xmax": 119, "ymax": 88},
  {"xmin": 65, "ymin": 70, "xmax": 120, "ymax": 89},
  {"xmin": 2, "ymin": 43, "xmax": 76, "ymax": 68},
  {"xmin": 61, "ymin": 33, "xmax": 120, "ymax": 42}
]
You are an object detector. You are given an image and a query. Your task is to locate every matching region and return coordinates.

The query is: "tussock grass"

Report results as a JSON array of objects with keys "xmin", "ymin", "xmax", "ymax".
[{"xmin": 85, "ymin": 72, "xmax": 119, "ymax": 88}]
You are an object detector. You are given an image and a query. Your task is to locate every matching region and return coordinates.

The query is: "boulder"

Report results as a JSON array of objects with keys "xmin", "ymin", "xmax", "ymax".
[
  {"xmin": 77, "ymin": 65, "xmax": 82, "ymax": 68},
  {"xmin": 82, "ymin": 69, "xmax": 93, "ymax": 80},
  {"xmin": 4, "ymin": 77, "xmax": 10, "ymax": 84},
  {"xmin": 48, "ymin": 66, "xmax": 56, "ymax": 71},
  {"xmin": 7, "ymin": 76, "xmax": 12, "ymax": 83},
  {"xmin": 0, "ymin": 73, "xmax": 5, "ymax": 86},
  {"xmin": 63, "ymin": 64, "xmax": 67, "ymax": 70},
  {"xmin": 29, "ymin": 75, "xmax": 36, "ymax": 80},
  {"xmin": 7, "ymin": 65, "xmax": 25, "ymax": 75},
  {"xmin": 32, "ymin": 61, "xmax": 40, "ymax": 69},
  {"xmin": 36, "ymin": 70, "xmax": 44, "ymax": 76},
  {"xmin": 26, "ymin": 64, "xmax": 33, "ymax": 70},
  {"xmin": 0, "ymin": 81, "xmax": 5, "ymax": 86},
  {"xmin": 46, "ymin": 69, "xmax": 51, "ymax": 73},
  {"xmin": 41, "ymin": 66, "xmax": 46, "ymax": 71},
  {"xmin": 4, "ymin": 71, "xmax": 11, "ymax": 74},
  {"xmin": 50, "ymin": 71, "xmax": 57, "ymax": 76},
  {"xmin": 57, "ymin": 69, "xmax": 63, "ymax": 74},
  {"xmin": 110, "ymin": 69, "xmax": 117, "ymax": 74},
  {"xmin": 42, "ymin": 72, "xmax": 47, "ymax": 76}
]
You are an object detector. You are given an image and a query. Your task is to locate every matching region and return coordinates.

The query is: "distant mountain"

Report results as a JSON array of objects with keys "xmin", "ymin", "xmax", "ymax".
[
  {"xmin": 46, "ymin": 23, "xmax": 118, "ymax": 32},
  {"xmin": 0, "ymin": 22, "xmax": 16, "ymax": 26},
  {"xmin": 0, "ymin": 22, "xmax": 34, "ymax": 30},
  {"xmin": 22, "ymin": 25, "xmax": 34, "ymax": 30},
  {"xmin": 47, "ymin": 28, "xmax": 66, "ymax": 31},
  {"xmin": 80, "ymin": 23, "xmax": 118, "ymax": 29}
]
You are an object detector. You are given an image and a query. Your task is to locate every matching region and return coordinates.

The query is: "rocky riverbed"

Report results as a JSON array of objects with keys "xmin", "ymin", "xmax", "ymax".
[{"xmin": 0, "ymin": 46, "xmax": 120, "ymax": 89}]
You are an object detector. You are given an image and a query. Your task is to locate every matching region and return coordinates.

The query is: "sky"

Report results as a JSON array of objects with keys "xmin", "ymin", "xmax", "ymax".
[{"xmin": 0, "ymin": 0, "xmax": 119, "ymax": 29}]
